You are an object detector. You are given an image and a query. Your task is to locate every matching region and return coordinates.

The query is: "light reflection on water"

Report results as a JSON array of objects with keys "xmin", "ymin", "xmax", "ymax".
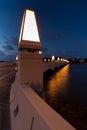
[
  {"xmin": 43, "ymin": 64, "xmax": 87, "ymax": 106},
  {"xmin": 43, "ymin": 64, "xmax": 87, "ymax": 129},
  {"xmin": 43, "ymin": 65, "xmax": 70, "ymax": 105},
  {"xmin": 48, "ymin": 65, "xmax": 70, "ymax": 97}
]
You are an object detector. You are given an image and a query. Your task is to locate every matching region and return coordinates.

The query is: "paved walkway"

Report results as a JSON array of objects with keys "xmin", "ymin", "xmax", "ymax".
[
  {"xmin": 0, "ymin": 70, "xmax": 16, "ymax": 130},
  {"xmin": 0, "ymin": 85, "xmax": 11, "ymax": 130}
]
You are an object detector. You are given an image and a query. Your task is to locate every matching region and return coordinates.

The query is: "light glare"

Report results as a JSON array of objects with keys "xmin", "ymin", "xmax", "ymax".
[
  {"xmin": 38, "ymin": 51, "xmax": 42, "ymax": 54},
  {"xmin": 52, "ymin": 56, "xmax": 55, "ymax": 60},
  {"xmin": 22, "ymin": 10, "xmax": 40, "ymax": 42},
  {"xmin": 19, "ymin": 9, "xmax": 41, "ymax": 50},
  {"xmin": 16, "ymin": 56, "xmax": 18, "ymax": 61},
  {"xmin": 57, "ymin": 57, "xmax": 60, "ymax": 61}
]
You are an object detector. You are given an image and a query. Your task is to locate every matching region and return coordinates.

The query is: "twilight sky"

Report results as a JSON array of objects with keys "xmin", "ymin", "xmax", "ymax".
[{"xmin": 0, "ymin": 0, "xmax": 87, "ymax": 61}]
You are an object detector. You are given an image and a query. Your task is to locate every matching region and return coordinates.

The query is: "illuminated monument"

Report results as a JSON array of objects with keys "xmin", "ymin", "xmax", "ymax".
[
  {"xmin": 19, "ymin": 10, "xmax": 41, "ymax": 50},
  {"xmin": 18, "ymin": 9, "xmax": 43, "ymax": 91}
]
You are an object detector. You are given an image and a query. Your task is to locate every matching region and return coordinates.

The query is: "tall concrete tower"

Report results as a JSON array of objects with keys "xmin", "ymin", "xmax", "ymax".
[{"xmin": 18, "ymin": 9, "xmax": 43, "ymax": 92}]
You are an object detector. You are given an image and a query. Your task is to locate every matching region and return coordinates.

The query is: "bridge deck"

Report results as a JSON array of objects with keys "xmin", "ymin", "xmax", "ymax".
[{"xmin": 0, "ymin": 70, "xmax": 16, "ymax": 130}]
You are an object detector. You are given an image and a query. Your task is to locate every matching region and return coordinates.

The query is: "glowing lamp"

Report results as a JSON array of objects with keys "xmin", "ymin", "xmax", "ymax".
[
  {"xmin": 48, "ymin": 59, "xmax": 50, "ymax": 62},
  {"xmin": 38, "ymin": 51, "xmax": 42, "ymax": 54},
  {"xmin": 16, "ymin": 56, "xmax": 18, "ymax": 61},
  {"xmin": 51, "ymin": 56, "xmax": 55, "ymax": 61},
  {"xmin": 19, "ymin": 9, "xmax": 41, "ymax": 50},
  {"xmin": 44, "ymin": 59, "xmax": 46, "ymax": 62},
  {"xmin": 57, "ymin": 57, "xmax": 60, "ymax": 61}
]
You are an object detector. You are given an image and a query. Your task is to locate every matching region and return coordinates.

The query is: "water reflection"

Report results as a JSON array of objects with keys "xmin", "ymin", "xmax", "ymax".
[
  {"xmin": 43, "ymin": 64, "xmax": 70, "ymax": 104},
  {"xmin": 43, "ymin": 64, "xmax": 87, "ymax": 130},
  {"xmin": 48, "ymin": 65, "xmax": 70, "ymax": 97}
]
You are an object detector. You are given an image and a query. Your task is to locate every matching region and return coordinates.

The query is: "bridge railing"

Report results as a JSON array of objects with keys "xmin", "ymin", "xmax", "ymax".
[
  {"xmin": 43, "ymin": 60, "xmax": 69, "ymax": 72},
  {"xmin": 10, "ymin": 83, "xmax": 75, "ymax": 130}
]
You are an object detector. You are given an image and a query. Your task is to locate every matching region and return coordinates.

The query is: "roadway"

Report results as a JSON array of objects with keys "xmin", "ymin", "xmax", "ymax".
[{"xmin": 0, "ymin": 71, "xmax": 16, "ymax": 130}]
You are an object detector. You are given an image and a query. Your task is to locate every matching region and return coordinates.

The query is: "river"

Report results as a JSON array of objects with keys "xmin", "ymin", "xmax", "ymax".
[{"xmin": 43, "ymin": 64, "xmax": 87, "ymax": 130}]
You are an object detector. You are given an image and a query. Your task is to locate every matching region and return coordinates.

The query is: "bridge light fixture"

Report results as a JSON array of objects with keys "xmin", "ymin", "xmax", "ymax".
[
  {"xmin": 63, "ymin": 59, "xmax": 69, "ymax": 63},
  {"xmin": 57, "ymin": 57, "xmax": 60, "ymax": 61},
  {"xmin": 43, "ymin": 58, "xmax": 46, "ymax": 62},
  {"xmin": 19, "ymin": 9, "xmax": 41, "ymax": 50},
  {"xmin": 16, "ymin": 56, "xmax": 18, "ymax": 61},
  {"xmin": 51, "ymin": 56, "xmax": 55, "ymax": 61},
  {"xmin": 38, "ymin": 51, "xmax": 42, "ymax": 54},
  {"xmin": 48, "ymin": 59, "xmax": 51, "ymax": 62}
]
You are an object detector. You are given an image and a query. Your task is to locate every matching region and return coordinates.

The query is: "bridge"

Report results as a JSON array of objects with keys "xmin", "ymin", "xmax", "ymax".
[
  {"xmin": 0, "ymin": 61, "xmax": 73, "ymax": 130},
  {"xmin": 43, "ymin": 57, "xmax": 69, "ymax": 72},
  {"xmin": 0, "ymin": 62, "xmax": 16, "ymax": 130},
  {"xmin": 10, "ymin": 9, "xmax": 75, "ymax": 130}
]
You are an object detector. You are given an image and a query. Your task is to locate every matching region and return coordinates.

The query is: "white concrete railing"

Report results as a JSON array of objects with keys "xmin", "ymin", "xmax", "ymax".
[
  {"xmin": 43, "ymin": 61, "xmax": 68, "ymax": 72},
  {"xmin": 10, "ymin": 83, "xmax": 75, "ymax": 130}
]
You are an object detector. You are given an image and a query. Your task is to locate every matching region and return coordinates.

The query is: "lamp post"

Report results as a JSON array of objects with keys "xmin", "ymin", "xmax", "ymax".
[{"xmin": 18, "ymin": 9, "xmax": 43, "ymax": 92}]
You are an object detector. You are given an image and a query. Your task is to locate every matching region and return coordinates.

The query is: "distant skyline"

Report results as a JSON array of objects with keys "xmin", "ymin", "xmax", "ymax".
[{"xmin": 0, "ymin": 0, "xmax": 87, "ymax": 61}]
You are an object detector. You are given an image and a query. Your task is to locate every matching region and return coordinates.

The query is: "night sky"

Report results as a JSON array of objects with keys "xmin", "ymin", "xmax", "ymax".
[{"xmin": 0, "ymin": 0, "xmax": 87, "ymax": 61}]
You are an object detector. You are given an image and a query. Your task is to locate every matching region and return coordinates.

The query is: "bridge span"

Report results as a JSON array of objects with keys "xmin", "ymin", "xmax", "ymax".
[
  {"xmin": 43, "ymin": 60, "xmax": 69, "ymax": 72},
  {"xmin": 9, "ymin": 59, "xmax": 75, "ymax": 130},
  {"xmin": 10, "ymin": 9, "xmax": 75, "ymax": 130}
]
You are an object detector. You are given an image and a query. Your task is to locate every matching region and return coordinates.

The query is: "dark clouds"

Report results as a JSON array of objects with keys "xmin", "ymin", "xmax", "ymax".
[
  {"xmin": 0, "ymin": 49, "xmax": 14, "ymax": 61},
  {"xmin": 0, "ymin": 50, "xmax": 5, "ymax": 57},
  {"xmin": 0, "ymin": 37, "xmax": 18, "ymax": 61},
  {"xmin": 3, "ymin": 37, "xmax": 18, "ymax": 47},
  {"xmin": 3, "ymin": 44, "xmax": 14, "ymax": 50}
]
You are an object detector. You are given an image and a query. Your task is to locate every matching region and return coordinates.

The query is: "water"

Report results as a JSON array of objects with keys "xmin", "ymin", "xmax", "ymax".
[
  {"xmin": 43, "ymin": 64, "xmax": 87, "ymax": 129},
  {"xmin": 43, "ymin": 64, "xmax": 87, "ymax": 106}
]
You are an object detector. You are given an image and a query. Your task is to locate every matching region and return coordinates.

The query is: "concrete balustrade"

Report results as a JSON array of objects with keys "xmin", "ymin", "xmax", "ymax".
[
  {"xmin": 43, "ymin": 61, "xmax": 68, "ymax": 72},
  {"xmin": 10, "ymin": 80, "xmax": 75, "ymax": 130}
]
